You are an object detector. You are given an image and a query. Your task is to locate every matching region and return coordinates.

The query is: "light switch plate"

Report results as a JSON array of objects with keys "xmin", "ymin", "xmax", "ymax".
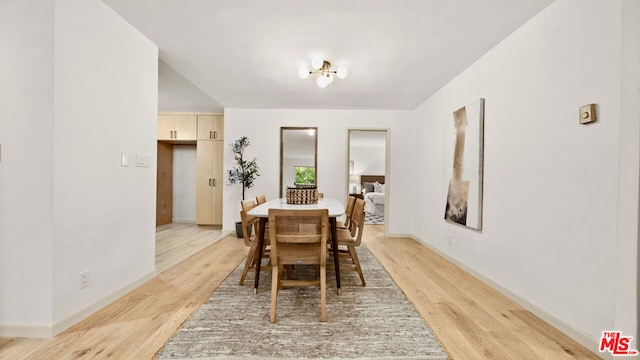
[
  {"xmin": 136, "ymin": 154, "xmax": 151, "ymax": 167},
  {"xmin": 579, "ymin": 104, "xmax": 597, "ymax": 124}
]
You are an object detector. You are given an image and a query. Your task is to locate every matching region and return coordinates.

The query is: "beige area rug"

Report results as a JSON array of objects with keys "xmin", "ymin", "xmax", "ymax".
[{"xmin": 156, "ymin": 246, "xmax": 448, "ymax": 360}]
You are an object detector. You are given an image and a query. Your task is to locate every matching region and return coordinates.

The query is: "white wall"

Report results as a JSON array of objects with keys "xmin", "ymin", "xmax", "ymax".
[
  {"xmin": 0, "ymin": 0, "xmax": 158, "ymax": 337},
  {"xmin": 223, "ymin": 109, "xmax": 414, "ymax": 236},
  {"xmin": 0, "ymin": 0, "xmax": 55, "ymax": 334},
  {"xmin": 411, "ymin": 0, "xmax": 638, "ymax": 353},
  {"xmin": 51, "ymin": 0, "xmax": 158, "ymax": 331},
  {"xmin": 350, "ymin": 145, "xmax": 385, "ymax": 176},
  {"xmin": 617, "ymin": 0, "xmax": 640, "ymax": 344},
  {"xmin": 158, "ymin": 60, "xmax": 223, "ymax": 113}
]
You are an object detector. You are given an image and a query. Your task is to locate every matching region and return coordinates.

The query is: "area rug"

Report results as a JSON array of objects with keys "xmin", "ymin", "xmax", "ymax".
[
  {"xmin": 156, "ymin": 246, "xmax": 448, "ymax": 360},
  {"xmin": 365, "ymin": 210, "xmax": 384, "ymax": 225}
]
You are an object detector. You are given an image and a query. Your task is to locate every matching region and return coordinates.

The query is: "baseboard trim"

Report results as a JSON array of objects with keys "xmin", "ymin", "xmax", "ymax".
[
  {"xmin": 171, "ymin": 218, "xmax": 196, "ymax": 224},
  {"xmin": 0, "ymin": 322, "xmax": 54, "ymax": 338},
  {"xmin": 409, "ymin": 234, "xmax": 603, "ymax": 358},
  {"xmin": 385, "ymin": 232, "xmax": 413, "ymax": 238},
  {"xmin": 0, "ymin": 270, "xmax": 157, "ymax": 339},
  {"xmin": 52, "ymin": 269, "xmax": 158, "ymax": 336}
]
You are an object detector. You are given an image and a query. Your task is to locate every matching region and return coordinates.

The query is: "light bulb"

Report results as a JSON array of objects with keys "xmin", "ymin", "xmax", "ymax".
[
  {"xmin": 311, "ymin": 56, "xmax": 324, "ymax": 70},
  {"xmin": 298, "ymin": 66, "xmax": 310, "ymax": 79},
  {"xmin": 326, "ymin": 74, "xmax": 334, "ymax": 84},
  {"xmin": 317, "ymin": 75, "xmax": 329, "ymax": 88},
  {"xmin": 336, "ymin": 66, "xmax": 348, "ymax": 79}
]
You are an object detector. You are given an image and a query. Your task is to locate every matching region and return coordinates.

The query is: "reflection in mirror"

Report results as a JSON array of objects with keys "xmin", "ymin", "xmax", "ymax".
[
  {"xmin": 348, "ymin": 129, "xmax": 387, "ymax": 194},
  {"xmin": 280, "ymin": 127, "xmax": 318, "ymax": 197}
]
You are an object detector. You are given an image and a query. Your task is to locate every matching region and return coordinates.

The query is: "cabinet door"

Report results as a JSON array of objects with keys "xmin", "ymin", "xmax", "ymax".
[
  {"xmin": 197, "ymin": 115, "xmax": 214, "ymax": 140},
  {"xmin": 197, "ymin": 115, "xmax": 223, "ymax": 140},
  {"xmin": 158, "ymin": 115, "xmax": 174, "ymax": 140},
  {"xmin": 211, "ymin": 140, "xmax": 224, "ymax": 224},
  {"xmin": 196, "ymin": 140, "xmax": 214, "ymax": 224},
  {"xmin": 212, "ymin": 115, "xmax": 224, "ymax": 140},
  {"xmin": 173, "ymin": 115, "xmax": 197, "ymax": 140},
  {"xmin": 195, "ymin": 140, "xmax": 224, "ymax": 225}
]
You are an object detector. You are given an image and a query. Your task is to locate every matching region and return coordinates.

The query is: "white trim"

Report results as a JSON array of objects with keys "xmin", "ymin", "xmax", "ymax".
[
  {"xmin": 52, "ymin": 270, "xmax": 157, "ymax": 336},
  {"xmin": 409, "ymin": 234, "xmax": 605, "ymax": 357},
  {"xmin": 0, "ymin": 322, "xmax": 54, "ymax": 339},
  {"xmin": 171, "ymin": 218, "xmax": 196, "ymax": 224},
  {"xmin": 0, "ymin": 270, "xmax": 157, "ymax": 338}
]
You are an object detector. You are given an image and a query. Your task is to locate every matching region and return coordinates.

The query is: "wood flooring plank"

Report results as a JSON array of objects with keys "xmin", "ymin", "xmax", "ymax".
[
  {"xmin": 0, "ymin": 224, "xmax": 600, "ymax": 360},
  {"xmin": 361, "ymin": 225, "xmax": 600, "ymax": 360}
]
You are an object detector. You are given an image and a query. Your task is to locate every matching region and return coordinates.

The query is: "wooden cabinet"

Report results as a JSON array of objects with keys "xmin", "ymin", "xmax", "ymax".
[
  {"xmin": 196, "ymin": 140, "xmax": 223, "ymax": 225},
  {"xmin": 196, "ymin": 115, "xmax": 224, "ymax": 140},
  {"xmin": 158, "ymin": 114, "xmax": 197, "ymax": 141},
  {"xmin": 196, "ymin": 115, "xmax": 224, "ymax": 225},
  {"xmin": 156, "ymin": 112, "xmax": 224, "ymax": 226}
]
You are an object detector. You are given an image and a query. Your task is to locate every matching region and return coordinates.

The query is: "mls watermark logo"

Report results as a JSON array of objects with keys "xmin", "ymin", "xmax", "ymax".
[{"xmin": 599, "ymin": 331, "xmax": 638, "ymax": 356}]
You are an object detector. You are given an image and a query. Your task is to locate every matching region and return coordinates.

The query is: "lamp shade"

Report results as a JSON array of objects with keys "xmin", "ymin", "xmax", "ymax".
[
  {"xmin": 298, "ymin": 66, "xmax": 310, "ymax": 79},
  {"xmin": 311, "ymin": 56, "xmax": 324, "ymax": 70},
  {"xmin": 349, "ymin": 174, "xmax": 360, "ymax": 183},
  {"xmin": 326, "ymin": 74, "xmax": 334, "ymax": 84},
  {"xmin": 336, "ymin": 66, "xmax": 348, "ymax": 79},
  {"xmin": 317, "ymin": 75, "xmax": 329, "ymax": 88}
]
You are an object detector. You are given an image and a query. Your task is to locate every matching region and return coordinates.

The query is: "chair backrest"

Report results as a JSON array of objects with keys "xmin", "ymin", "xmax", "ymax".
[
  {"xmin": 268, "ymin": 209, "xmax": 329, "ymax": 266},
  {"xmin": 317, "ymin": 192, "xmax": 324, "ymax": 199},
  {"xmin": 343, "ymin": 195, "xmax": 356, "ymax": 228},
  {"xmin": 349, "ymin": 198, "xmax": 366, "ymax": 246},
  {"xmin": 240, "ymin": 199, "xmax": 258, "ymax": 246},
  {"xmin": 256, "ymin": 194, "xmax": 267, "ymax": 205}
]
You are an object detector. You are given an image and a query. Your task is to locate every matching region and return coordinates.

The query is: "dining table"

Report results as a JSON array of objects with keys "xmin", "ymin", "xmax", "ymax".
[{"xmin": 246, "ymin": 197, "xmax": 345, "ymax": 294}]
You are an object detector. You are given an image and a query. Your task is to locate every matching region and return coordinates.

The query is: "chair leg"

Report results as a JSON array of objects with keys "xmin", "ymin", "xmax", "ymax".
[
  {"xmin": 278, "ymin": 265, "xmax": 285, "ymax": 289},
  {"xmin": 320, "ymin": 264, "xmax": 327, "ymax": 322},
  {"xmin": 270, "ymin": 266, "xmax": 279, "ymax": 323},
  {"xmin": 239, "ymin": 242, "xmax": 259, "ymax": 285},
  {"xmin": 348, "ymin": 245, "xmax": 366, "ymax": 286}
]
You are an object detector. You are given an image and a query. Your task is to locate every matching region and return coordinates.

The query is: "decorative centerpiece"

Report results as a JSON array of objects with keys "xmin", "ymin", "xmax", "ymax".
[{"xmin": 286, "ymin": 185, "xmax": 318, "ymax": 204}]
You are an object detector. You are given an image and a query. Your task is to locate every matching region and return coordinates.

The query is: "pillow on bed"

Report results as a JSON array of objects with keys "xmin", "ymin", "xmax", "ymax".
[
  {"xmin": 374, "ymin": 182, "xmax": 385, "ymax": 193},
  {"xmin": 363, "ymin": 182, "xmax": 375, "ymax": 193}
]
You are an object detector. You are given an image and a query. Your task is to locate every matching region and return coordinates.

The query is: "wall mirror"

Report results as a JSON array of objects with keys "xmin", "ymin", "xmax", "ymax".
[{"xmin": 280, "ymin": 127, "xmax": 318, "ymax": 197}]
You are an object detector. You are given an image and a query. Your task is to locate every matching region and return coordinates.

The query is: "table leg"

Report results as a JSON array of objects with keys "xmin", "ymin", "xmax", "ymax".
[
  {"xmin": 254, "ymin": 217, "xmax": 267, "ymax": 294},
  {"xmin": 330, "ymin": 217, "xmax": 341, "ymax": 294}
]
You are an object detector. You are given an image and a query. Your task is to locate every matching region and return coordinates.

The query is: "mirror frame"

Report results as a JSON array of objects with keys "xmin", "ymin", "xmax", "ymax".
[{"xmin": 280, "ymin": 127, "xmax": 318, "ymax": 198}]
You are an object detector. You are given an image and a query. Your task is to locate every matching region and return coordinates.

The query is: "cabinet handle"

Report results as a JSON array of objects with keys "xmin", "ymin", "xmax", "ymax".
[
  {"xmin": 174, "ymin": 130, "xmax": 177, "ymax": 139},
  {"xmin": 213, "ymin": 131, "xmax": 217, "ymax": 139},
  {"xmin": 213, "ymin": 179, "xmax": 217, "ymax": 187},
  {"xmin": 209, "ymin": 178, "xmax": 213, "ymax": 187}
]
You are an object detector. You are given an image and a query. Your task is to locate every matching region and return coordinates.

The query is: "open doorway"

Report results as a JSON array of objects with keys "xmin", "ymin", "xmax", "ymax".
[{"xmin": 348, "ymin": 129, "xmax": 389, "ymax": 226}]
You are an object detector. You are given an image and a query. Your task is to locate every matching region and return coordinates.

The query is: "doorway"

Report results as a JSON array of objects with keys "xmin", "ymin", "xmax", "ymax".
[{"xmin": 347, "ymin": 129, "xmax": 389, "ymax": 226}]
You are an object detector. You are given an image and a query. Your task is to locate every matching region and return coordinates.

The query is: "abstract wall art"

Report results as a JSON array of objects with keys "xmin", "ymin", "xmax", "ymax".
[{"xmin": 444, "ymin": 98, "xmax": 484, "ymax": 230}]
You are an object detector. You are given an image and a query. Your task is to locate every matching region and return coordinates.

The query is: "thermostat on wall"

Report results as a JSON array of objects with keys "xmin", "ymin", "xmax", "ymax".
[{"xmin": 579, "ymin": 104, "xmax": 597, "ymax": 124}]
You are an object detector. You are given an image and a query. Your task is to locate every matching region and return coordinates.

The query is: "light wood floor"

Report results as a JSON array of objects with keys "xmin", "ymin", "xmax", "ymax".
[{"xmin": 0, "ymin": 224, "xmax": 599, "ymax": 359}]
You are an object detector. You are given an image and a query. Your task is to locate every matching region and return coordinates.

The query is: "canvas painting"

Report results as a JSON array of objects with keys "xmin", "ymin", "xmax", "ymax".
[{"xmin": 444, "ymin": 98, "xmax": 484, "ymax": 230}]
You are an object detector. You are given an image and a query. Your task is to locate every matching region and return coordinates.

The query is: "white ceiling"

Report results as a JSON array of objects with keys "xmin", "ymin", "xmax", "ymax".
[{"xmin": 102, "ymin": 0, "xmax": 554, "ymax": 110}]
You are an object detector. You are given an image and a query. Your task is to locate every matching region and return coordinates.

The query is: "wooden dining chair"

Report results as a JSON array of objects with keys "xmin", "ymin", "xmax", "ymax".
[
  {"xmin": 335, "ymin": 198, "xmax": 366, "ymax": 286},
  {"xmin": 256, "ymin": 194, "xmax": 267, "ymax": 205},
  {"xmin": 238, "ymin": 199, "xmax": 270, "ymax": 285},
  {"xmin": 268, "ymin": 208, "xmax": 329, "ymax": 323},
  {"xmin": 337, "ymin": 195, "xmax": 356, "ymax": 229}
]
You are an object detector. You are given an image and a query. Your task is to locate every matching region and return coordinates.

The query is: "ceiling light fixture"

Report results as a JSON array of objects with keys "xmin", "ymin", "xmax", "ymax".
[{"xmin": 298, "ymin": 56, "xmax": 348, "ymax": 88}]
